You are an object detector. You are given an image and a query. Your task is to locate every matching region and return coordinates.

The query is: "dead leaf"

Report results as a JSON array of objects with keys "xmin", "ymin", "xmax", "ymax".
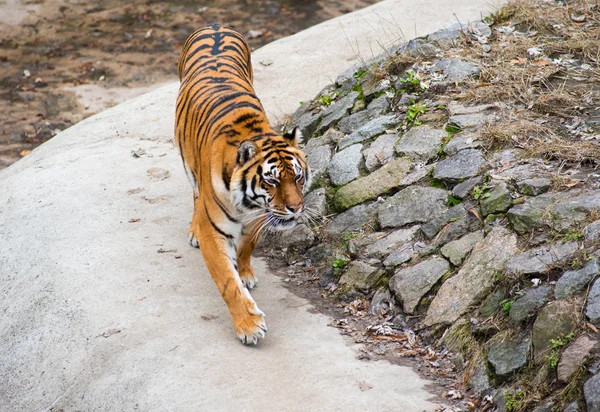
[
  {"xmin": 587, "ymin": 322, "xmax": 599, "ymax": 333},
  {"xmin": 531, "ymin": 60, "xmax": 551, "ymax": 66},
  {"xmin": 137, "ymin": 296, "xmax": 146, "ymax": 301},
  {"xmin": 510, "ymin": 57, "xmax": 527, "ymax": 65},
  {"xmin": 358, "ymin": 381, "xmax": 373, "ymax": 391},
  {"xmin": 128, "ymin": 218, "xmax": 141, "ymax": 223},
  {"xmin": 20, "ymin": 149, "xmax": 32, "ymax": 157}
]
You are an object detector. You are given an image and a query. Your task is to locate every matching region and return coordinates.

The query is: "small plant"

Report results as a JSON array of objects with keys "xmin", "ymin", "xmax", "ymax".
[
  {"xmin": 405, "ymin": 101, "xmax": 427, "ymax": 127},
  {"xmin": 332, "ymin": 255, "xmax": 349, "ymax": 276},
  {"xmin": 447, "ymin": 195, "xmax": 462, "ymax": 207},
  {"xmin": 500, "ymin": 298, "xmax": 513, "ymax": 316},
  {"xmin": 398, "ymin": 69, "xmax": 427, "ymax": 93},
  {"xmin": 353, "ymin": 69, "xmax": 367, "ymax": 81},
  {"xmin": 342, "ymin": 232, "xmax": 359, "ymax": 250},
  {"xmin": 317, "ymin": 92, "xmax": 337, "ymax": 107},
  {"xmin": 562, "ymin": 229, "xmax": 583, "ymax": 243},
  {"xmin": 546, "ymin": 333, "xmax": 576, "ymax": 368},
  {"xmin": 571, "ymin": 257, "xmax": 583, "ymax": 270},
  {"xmin": 472, "ymin": 183, "xmax": 492, "ymax": 200},
  {"xmin": 505, "ymin": 390, "xmax": 526, "ymax": 412}
]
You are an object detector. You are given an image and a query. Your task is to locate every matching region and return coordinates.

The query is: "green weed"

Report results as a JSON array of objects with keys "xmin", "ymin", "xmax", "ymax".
[
  {"xmin": 472, "ymin": 183, "xmax": 491, "ymax": 200},
  {"xmin": 406, "ymin": 101, "xmax": 427, "ymax": 127},
  {"xmin": 500, "ymin": 298, "xmax": 513, "ymax": 316},
  {"xmin": 546, "ymin": 333, "xmax": 576, "ymax": 368},
  {"xmin": 332, "ymin": 255, "xmax": 349, "ymax": 276},
  {"xmin": 505, "ymin": 390, "xmax": 526, "ymax": 412}
]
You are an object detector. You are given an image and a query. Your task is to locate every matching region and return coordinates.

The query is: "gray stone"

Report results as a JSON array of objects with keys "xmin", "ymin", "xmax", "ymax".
[
  {"xmin": 363, "ymin": 134, "xmax": 398, "ymax": 171},
  {"xmin": 370, "ymin": 287, "xmax": 394, "ymax": 316},
  {"xmin": 468, "ymin": 360, "xmax": 491, "ymax": 395},
  {"xmin": 555, "ymin": 258, "xmax": 600, "ymax": 299},
  {"xmin": 493, "ymin": 388, "xmax": 510, "ymax": 412},
  {"xmin": 360, "ymin": 72, "xmax": 388, "ymax": 100},
  {"xmin": 389, "ymin": 257, "xmax": 450, "ymax": 314},
  {"xmin": 433, "ymin": 149, "xmax": 487, "ymax": 184},
  {"xmin": 587, "ymin": 278, "xmax": 600, "ymax": 325},
  {"xmin": 456, "ymin": 21, "xmax": 492, "ymax": 39},
  {"xmin": 303, "ymin": 135, "xmax": 333, "ymax": 183},
  {"xmin": 325, "ymin": 203, "xmax": 374, "ymax": 235},
  {"xmin": 383, "ymin": 246, "xmax": 414, "ymax": 268},
  {"xmin": 448, "ymin": 101, "xmax": 499, "ymax": 116},
  {"xmin": 448, "ymin": 112, "xmax": 496, "ymax": 129},
  {"xmin": 564, "ymin": 402, "xmax": 581, "ymax": 412},
  {"xmin": 441, "ymin": 231, "xmax": 484, "ymax": 266},
  {"xmin": 394, "ymin": 125, "xmax": 446, "ymax": 162},
  {"xmin": 434, "ymin": 58, "xmax": 481, "ymax": 82},
  {"xmin": 304, "ymin": 188, "xmax": 327, "ymax": 218},
  {"xmin": 427, "ymin": 29, "xmax": 461, "ymax": 48},
  {"xmin": 508, "ymin": 192, "xmax": 564, "ymax": 234},
  {"xmin": 480, "ymin": 182, "xmax": 512, "ymax": 216},
  {"xmin": 551, "ymin": 190, "xmax": 600, "ymax": 232},
  {"xmin": 399, "ymin": 163, "xmax": 436, "ymax": 187},
  {"xmin": 532, "ymin": 300, "xmax": 580, "ymax": 363},
  {"xmin": 335, "ymin": 62, "xmax": 363, "ymax": 91},
  {"xmin": 480, "ymin": 287, "xmax": 507, "ymax": 317},
  {"xmin": 338, "ymin": 111, "xmax": 371, "ymax": 134},
  {"xmin": 452, "ymin": 176, "xmax": 483, "ymax": 199},
  {"xmin": 338, "ymin": 115, "xmax": 400, "ymax": 150},
  {"xmin": 444, "ymin": 133, "xmax": 483, "ymax": 155},
  {"xmin": 328, "ymin": 144, "xmax": 363, "ymax": 186},
  {"xmin": 319, "ymin": 91, "xmax": 360, "ymax": 132},
  {"xmin": 424, "ymin": 227, "xmax": 518, "ymax": 326},
  {"xmin": 506, "ymin": 242, "xmax": 579, "ymax": 276},
  {"xmin": 517, "ymin": 178, "xmax": 552, "ymax": 196},
  {"xmin": 509, "ymin": 286, "xmax": 551, "ymax": 324},
  {"xmin": 421, "ymin": 203, "xmax": 470, "ymax": 239},
  {"xmin": 366, "ymin": 95, "xmax": 391, "ymax": 117},
  {"xmin": 406, "ymin": 39, "xmax": 441, "ymax": 58},
  {"xmin": 533, "ymin": 402, "xmax": 555, "ymax": 412},
  {"xmin": 333, "ymin": 158, "xmax": 412, "ymax": 211},
  {"xmin": 276, "ymin": 223, "xmax": 315, "ymax": 252},
  {"xmin": 584, "ymin": 372, "xmax": 600, "ymax": 412},
  {"xmin": 584, "ymin": 220, "xmax": 600, "ymax": 242},
  {"xmin": 433, "ymin": 213, "xmax": 483, "ymax": 247},
  {"xmin": 486, "ymin": 333, "xmax": 531, "ymax": 379},
  {"xmin": 364, "ymin": 226, "xmax": 420, "ymax": 258},
  {"xmin": 290, "ymin": 105, "xmax": 323, "ymax": 138},
  {"xmin": 338, "ymin": 261, "xmax": 380, "ymax": 290},
  {"xmin": 377, "ymin": 186, "xmax": 449, "ymax": 229},
  {"xmin": 558, "ymin": 336, "xmax": 597, "ymax": 383}
]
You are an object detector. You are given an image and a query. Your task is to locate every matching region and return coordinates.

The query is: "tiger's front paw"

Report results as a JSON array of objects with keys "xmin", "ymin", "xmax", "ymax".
[
  {"xmin": 239, "ymin": 267, "xmax": 258, "ymax": 289},
  {"xmin": 233, "ymin": 307, "xmax": 267, "ymax": 345},
  {"xmin": 188, "ymin": 231, "xmax": 199, "ymax": 248}
]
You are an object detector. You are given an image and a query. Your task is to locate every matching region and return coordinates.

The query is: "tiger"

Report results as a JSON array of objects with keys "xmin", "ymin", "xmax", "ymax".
[{"xmin": 175, "ymin": 24, "xmax": 311, "ymax": 345}]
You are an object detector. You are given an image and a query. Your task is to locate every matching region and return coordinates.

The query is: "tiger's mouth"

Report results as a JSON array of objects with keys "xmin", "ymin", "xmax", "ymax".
[{"xmin": 267, "ymin": 210, "xmax": 299, "ymax": 231}]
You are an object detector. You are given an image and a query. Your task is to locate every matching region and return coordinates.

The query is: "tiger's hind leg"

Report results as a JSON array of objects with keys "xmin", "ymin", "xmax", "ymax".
[
  {"xmin": 188, "ymin": 193, "xmax": 201, "ymax": 248},
  {"xmin": 237, "ymin": 221, "xmax": 264, "ymax": 289},
  {"xmin": 197, "ymin": 213, "xmax": 267, "ymax": 344}
]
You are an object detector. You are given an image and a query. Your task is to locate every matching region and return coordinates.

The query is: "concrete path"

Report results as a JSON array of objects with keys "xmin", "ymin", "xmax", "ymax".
[{"xmin": 0, "ymin": 1, "xmax": 496, "ymax": 411}]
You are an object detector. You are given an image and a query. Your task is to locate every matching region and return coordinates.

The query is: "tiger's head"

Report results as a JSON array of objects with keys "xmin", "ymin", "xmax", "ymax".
[{"xmin": 231, "ymin": 127, "xmax": 311, "ymax": 230}]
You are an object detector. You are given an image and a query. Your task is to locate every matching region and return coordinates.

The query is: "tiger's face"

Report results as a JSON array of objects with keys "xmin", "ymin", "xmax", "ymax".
[{"xmin": 231, "ymin": 128, "xmax": 311, "ymax": 230}]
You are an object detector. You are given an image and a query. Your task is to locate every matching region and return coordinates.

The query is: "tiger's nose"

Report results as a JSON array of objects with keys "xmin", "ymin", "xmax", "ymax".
[{"xmin": 286, "ymin": 204, "xmax": 303, "ymax": 214}]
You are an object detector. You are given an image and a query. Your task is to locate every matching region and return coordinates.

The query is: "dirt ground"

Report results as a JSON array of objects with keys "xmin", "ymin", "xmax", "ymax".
[{"xmin": 0, "ymin": 0, "xmax": 380, "ymax": 169}]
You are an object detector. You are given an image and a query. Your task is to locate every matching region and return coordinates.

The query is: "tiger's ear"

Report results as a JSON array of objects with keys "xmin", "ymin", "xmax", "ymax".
[
  {"xmin": 283, "ymin": 127, "xmax": 303, "ymax": 147},
  {"xmin": 237, "ymin": 141, "xmax": 258, "ymax": 166}
]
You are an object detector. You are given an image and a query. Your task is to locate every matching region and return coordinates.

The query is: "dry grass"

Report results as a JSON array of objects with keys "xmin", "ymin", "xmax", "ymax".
[
  {"xmin": 529, "ymin": 140, "xmax": 600, "ymax": 165},
  {"xmin": 480, "ymin": 115, "xmax": 553, "ymax": 148},
  {"xmin": 545, "ymin": 39, "xmax": 600, "ymax": 62}
]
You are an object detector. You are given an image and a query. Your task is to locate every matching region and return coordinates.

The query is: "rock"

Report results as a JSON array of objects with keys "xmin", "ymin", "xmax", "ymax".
[
  {"xmin": 480, "ymin": 286, "xmax": 507, "ymax": 317},
  {"xmin": 305, "ymin": 188, "xmax": 327, "ymax": 218},
  {"xmin": 444, "ymin": 132, "xmax": 483, "ymax": 155},
  {"xmin": 440, "ymin": 231, "xmax": 484, "ymax": 266},
  {"xmin": 493, "ymin": 388, "xmax": 510, "ymax": 412},
  {"xmin": 335, "ymin": 62, "xmax": 362, "ymax": 91},
  {"xmin": 303, "ymin": 136, "xmax": 333, "ymax": 184},
  {"xmin": 338, "ymin": 115, "xmax": 400, "ymax": 150},
  {"xmin": 506, "ymin": 242, "xmax": 579, "ymax": 276},
  {"xmin": 377, "ymin": 186, "xmax": 449, "ymax": 229},
  {"xmin": 319, "ymin": 91, "xmax": 360, "ymax": 132},
  {"xmin": 517, "ymin": 178, "xmax": 552, "ymax": 196},
  {"xmin": 468, "ymin": 360, "xmax": 491, "ymax": 395},
  {"xmin": 558, "ymin": 336, "xmax": 597, "ymax": 383},
  {"xmin": 366, "ymin": 95, "xmax": 391, "ymax": 117},
  {"xmin": 338, "ymin": 111, "xmax": 371, "ymax": 134},
  {"xmin": 584, "ymin": 220, "xmax": 600, "ymax": 242},
  {"xmin": 457, "ymin": 21, "xmax": 492, "ymax": 39},
  {"xmin": 509, "ymin": 286, "xmax": 551, "ymax": 324},
  {"xmin": 448, "ymin": 102, "xmax": 499, "ymax": 116},
  {"xmin": 486, "ymin": 332, "xmax": 531, "ymax": 379},
  {"xmin": 555, "ymin": 258, "xmax": 600, "ymax": 299},
  {"xmin": 421, "ymin": 203, "xmax": 470, "ymax": 239},
  {"xmin": 338, "ymin": 261, "xmax": 380, "ymax": 290},
  {"xmin": 305, "ymin": 244, "xmax": 334, "ymax": 265},
  {"xmin": 433, "ymin": 213, "xmax": 482, "ymax": 247},
  {"xmin": 275, "ymin": 223, "xmax": 315, "ymax": 252},
  {"xmin": 564, "ymin": 402, "xmax": 581, "ymax": 412},
  {"xmin": 370, "ymin": 288, "xmax": 394, "ymax": 316},
  {"xmin": 424, "ymin": 227, "xmax": 518, "ymax": 326},
  {"xmin": 452, "ymin": 176, "xmax": 483, "ymax": 199},
  {"xmin": 383, "ymin": 247, "xmax": 414, "ymax": 268},
  {"xmin": 328, "ymin": 144, "xmax": 363, "ymax": 186},
  {"xmin": 584, "ymin": 372, "xmax": 600, "ymax": 412},
  {"xmin": 550, "ymin": 190, "xmax": 600, "ymax": 232},
  {"xmin": 427, "ymin": 29, "xmax": 461, "ymax": 48},
  {"xmin": 406, "ymin": 38, "xmax": 441, "ymax": 58},
  {"xmin": 363, "ymin": 226, "xmax": 420, "ymax": 258},
  {"xmin": 363, "ymin": 134, "xmax": 398, "ymax": 171},
  {"xmin": 587, "ymin": 278, "xmax": 600, "ymax": 325},
  {"xmin": 325, "ymin": 203, "xmax": 374, "ymax": 235},
  {"xmin": 360, "ymin": 72, "xmax": 388, "ymax": 100},
  {"xmin": 434, "ymin": 58, "xmax": 481, "ymax": 82},
  {"xmin": 290, "ymin": 105, "xmax": 323, "ymax": 138},
  {"xmin": 389, "ymin": 257, "xmax": 450, "ymax": 314},
  {"xmin": 399, "ymin": 163, "xmax": 435, "ymax": 187},
  {"xmin": 333, "ymin": 158, "xmax": 412, "ymax": 211},
  {"xmin": 533, "ymin": 402, "xmax": 555, "ymax": 412},
  {"xmin": 433, "ymin": 149, "xmax": 487, "ymax": 184},
  {"xmin": 532, "ymin": 300, "xmax": 580, "ymax": 363},
  {"xmin": 480, "ymin": 182, "xmax": 512, "ymax": 216},
  {"xmin": 394, "ymin": 125, "xmax": 446, "ymax": 162}
]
